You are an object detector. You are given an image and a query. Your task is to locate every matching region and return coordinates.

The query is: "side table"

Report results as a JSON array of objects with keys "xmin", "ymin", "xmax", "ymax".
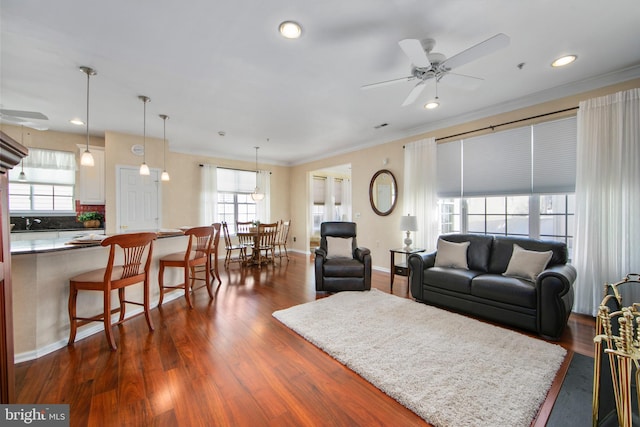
[{"xmin": 390, "ymin": 247, "xmax": 425, "ymax": 292}]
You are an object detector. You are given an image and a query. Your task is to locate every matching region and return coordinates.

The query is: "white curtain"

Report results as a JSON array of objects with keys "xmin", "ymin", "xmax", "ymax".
[
  {"xmin": 200, "ymin": 164, "xmax": 217, "ymax": 225},
  {"xmin": 9, "ymin": 148, "xmax": 77, "ymax": 184},
  {"xmin": 342, "ymin": 178, "xmax": 352, "ymax": 221},
  {"xmin": 403, "ymin": 137, "xmax": 439, "ymax": 252},
  {"xmin": 256, "ymin": 170, "xmax": 271, "ymax": 222},
  {"xmin": 573, "ymin": 88, "xmax": 640, "ymax": 315}
]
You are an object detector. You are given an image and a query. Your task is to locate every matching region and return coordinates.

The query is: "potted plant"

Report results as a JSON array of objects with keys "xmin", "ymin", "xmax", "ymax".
[{"xmin": 77, "ymin": 212, "xmax": 104, "ymax": 228}]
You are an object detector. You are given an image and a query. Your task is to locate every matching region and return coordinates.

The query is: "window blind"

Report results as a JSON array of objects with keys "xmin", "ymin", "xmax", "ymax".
[
  {"xmin": 436, "ymin": 140, "xmax": 462, "ymax": 197},
  {"xmin": 462, "ymin": 126, "xmax": 531, "ymax": 196},
  {"xmin": 313, "ymin": 177, "xmax": 326, "ymax": 205},
  {"xmin": 532, "ymin": 116, "xmax": 577, "ymax": 193},
  {"xmin": 216, "ymin": 167, "xmax": 255, "ymax": 192}
]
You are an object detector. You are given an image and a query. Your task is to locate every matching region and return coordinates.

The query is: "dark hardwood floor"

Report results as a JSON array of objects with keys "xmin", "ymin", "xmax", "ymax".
[{"xmin": 15, "ymin": 253, "xmax": 595, "ymax": 426}]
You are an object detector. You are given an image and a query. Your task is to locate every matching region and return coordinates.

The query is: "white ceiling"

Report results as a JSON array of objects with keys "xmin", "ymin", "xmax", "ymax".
[{"xmin": 1, "ymin": 0, "xmax": 640, "ymax": 166}]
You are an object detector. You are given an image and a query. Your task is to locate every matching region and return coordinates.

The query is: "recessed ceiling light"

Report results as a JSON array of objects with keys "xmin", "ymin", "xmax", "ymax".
[
  {"xmin": 70, "ymin": 118, "xmax": 84, "ymax": 125},
  {"xmin": 551, "ymin": 55, "xmax": 577, "ymax": 67},
  {"xmin": 279, "ymin": 21, "xmax": 302, "ymax": 39},
  {"xmin": 424, "ymin": 102, "xmax": 439, "ymax": 110}
]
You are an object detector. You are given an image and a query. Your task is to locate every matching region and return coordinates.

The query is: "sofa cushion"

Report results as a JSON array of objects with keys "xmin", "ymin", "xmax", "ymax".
[
  {"xmin": 424, "ymin": 267, "xmax": 481, "ymax": 294},
  {"xmin": 440, "ymin": 234, "xmax": 493, "ymax": 272},
  {"xmin": 503, "ymin": 244, "xmax": 553, "ymax": 282},
  {"xmin": 323, "ymin": 258, "xmax": 363, "ymax": 277},
  {"xmin": 434, "ymin": 239, "xmax": 470, "ymax": 269},
  {"xmin": 471, "ymin": 274, "xmax": 537, "ymax": 308},
  {"xmin": 326, "ymin": 236, "xmax": 352, "ymax": 259},
  {"xmin": 489, "ymin": 236, "xmax": 568, "ymax": 274}
]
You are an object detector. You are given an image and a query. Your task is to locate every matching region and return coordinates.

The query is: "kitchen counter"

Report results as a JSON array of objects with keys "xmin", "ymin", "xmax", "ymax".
[
  {"xmin": 10, "ymin": 231, "xmax": 182, "ymax": 254},
  {"xmin": 11, "ymin": 232, "xmax": 190, "ymax": 361}
]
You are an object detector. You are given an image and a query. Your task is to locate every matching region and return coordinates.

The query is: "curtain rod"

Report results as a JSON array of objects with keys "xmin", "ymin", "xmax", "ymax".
[
  {"xmin": 434, "ymin": 106, "xmax": 579, "ymax": 142},
  {"xmin": 402, "ymin": 106, "xmax": 579, "ymax": 147}
]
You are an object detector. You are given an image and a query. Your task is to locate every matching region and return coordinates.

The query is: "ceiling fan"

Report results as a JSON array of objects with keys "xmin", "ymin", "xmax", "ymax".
[
  {"xmin": 362, "ymin": 33, "xmax": 510, "ymax": 106},
  {"xmin": 0, "ymin": 109, "xmax": 49, "ymax": 130}
]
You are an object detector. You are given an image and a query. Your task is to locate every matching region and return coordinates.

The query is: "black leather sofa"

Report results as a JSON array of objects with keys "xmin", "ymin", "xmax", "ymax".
[
  {"xmin": 315, "ymin": 222, "xmax": 372, "ymax": 292},
  {"xmin": 408, "ymin": 234, "xmax": 576, "ymax": 339}
]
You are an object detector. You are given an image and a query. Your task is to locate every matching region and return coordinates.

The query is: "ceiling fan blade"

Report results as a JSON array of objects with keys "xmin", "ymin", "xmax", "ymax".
[
  {"xmin": 440, "ymin": 72, "xmax": 484, "ymax": 90},
  {"xmin": 0, "ymin": 116, "xmax": 49, "ymax": 131},
  {"xmin": 361, "ymin": 75, "xmax": 415, "ymax": 90},
  {"xmin": 401, "ymin": 81, "xmax": 427, "ymax": 106},
  {"xmin": 398, "ymin": 39, "xmax": 431, "ymax": 68},
  {"xmin": 441, "ymin": 33, "xmax": 510, "ymax": 71},
  {"xmin": 0, "ymin": 109, "xmax": 48, "ymax": 120}
]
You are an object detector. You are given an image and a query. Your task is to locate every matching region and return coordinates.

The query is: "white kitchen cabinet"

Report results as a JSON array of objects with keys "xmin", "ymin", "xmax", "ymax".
[{"xmin": 77, "ymin": 145, "xmax": 105, "ymax": 204}]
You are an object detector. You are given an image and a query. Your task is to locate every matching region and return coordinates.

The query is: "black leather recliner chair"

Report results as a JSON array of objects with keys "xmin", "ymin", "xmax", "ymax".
[{"xmin": 315, "ymin": 222, "xmax": 372, "ymax": 292}]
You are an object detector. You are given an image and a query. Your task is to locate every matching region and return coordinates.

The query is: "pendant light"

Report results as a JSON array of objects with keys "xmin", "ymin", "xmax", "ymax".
[
  {"xmin": 18, "ymin": 125, "xmax": 27, "ymax": 182},
  {"xmin": 139, "ymin": 95, "xmax": 150, "ymax": 176},
  {"xmin": 79, "ymin": 66, "xmax": 96, "ymax": 166},
  {"xmin": 251, "ymin": 146, "xmax": 264, "ymax": 201},
  {"xmin": 159, "ymin": 114, "xmax": 170, "ymax": 181}
]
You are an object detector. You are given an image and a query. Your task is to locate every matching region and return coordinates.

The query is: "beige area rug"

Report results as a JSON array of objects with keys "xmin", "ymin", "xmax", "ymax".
[{"xmin": 273, "ymin": 289, "xmax": 567, "ymax": 427}]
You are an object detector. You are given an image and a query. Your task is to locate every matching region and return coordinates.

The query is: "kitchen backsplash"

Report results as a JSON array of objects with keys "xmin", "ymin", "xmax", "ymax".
[{"xmin": 11, "ymin": 202, "xmax": 106, "ymax": 231}]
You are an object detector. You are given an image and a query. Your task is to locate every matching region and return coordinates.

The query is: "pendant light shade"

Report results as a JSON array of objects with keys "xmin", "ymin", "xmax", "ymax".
[
  {"xmin": 79, "ymin": 66, "xmax": 96, "ymax": 167},
  {"xmin": 139, "ymin": 95, "xmax": 151, "ymax": 176},
  {"xmin": 251, "ymin": 146, "xmax": 265, "ymax": 201},
  {"xmin": 18, "ymin": 126, "xmax": 27, "ymax": 181},
  {"xmin": 159, "ymin": 114, "xmax": 170, "ymax": 182}
]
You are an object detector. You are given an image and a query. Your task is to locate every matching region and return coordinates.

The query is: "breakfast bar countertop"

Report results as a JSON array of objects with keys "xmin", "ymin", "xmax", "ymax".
[{"xmin": 10, "ymin": 231, "xmax": 184, "ymax": 255}]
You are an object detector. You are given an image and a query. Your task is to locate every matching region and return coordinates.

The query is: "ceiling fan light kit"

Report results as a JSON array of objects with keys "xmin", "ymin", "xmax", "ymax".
[{"xmin": 363, "ymin": 33, "xmax": 510, "ymax": 107}]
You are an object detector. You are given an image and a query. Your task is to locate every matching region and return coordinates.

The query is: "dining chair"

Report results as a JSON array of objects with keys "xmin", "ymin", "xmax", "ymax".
[
  {"xmin": 222, "ymin": 221, "xmax": 246, "ymax": 268},
  {"xmin": 208, "ymin": 223, "xmax": 222, "ymax": 283},
  {"xmin": 275, "ymin": 219, "xmax": 291, "ymax": 261},
  {"xmin": 236, "ymin": 221, "xmax": 254, "ymax": 259},
  {"xmin": 68, "ymin": 232, "xmax": 157, "ymax": 351},
  {"xmin": 253, "ymin": 222, "xmax": 278, "ymax": 267},
  {"xmin": 158, "ymin": 226, "xmax": 215, "ymax": 309}
]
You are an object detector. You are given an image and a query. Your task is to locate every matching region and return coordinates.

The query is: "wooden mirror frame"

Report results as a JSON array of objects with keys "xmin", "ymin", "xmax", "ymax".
[{"xmin": 369, "ymin": 169, "xmax": 397, "ymax": 216}]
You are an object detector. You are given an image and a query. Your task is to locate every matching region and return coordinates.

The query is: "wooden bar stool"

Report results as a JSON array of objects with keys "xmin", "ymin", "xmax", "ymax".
[
  {"xmin": 68, "ymin": 232, "xmax": 157, "ymax": 351},
  {"xmin": 158, "ymin": 226, "xmax": 215, "ymax": 309}
]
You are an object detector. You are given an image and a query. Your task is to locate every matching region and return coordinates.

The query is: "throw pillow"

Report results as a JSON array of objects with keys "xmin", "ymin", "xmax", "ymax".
[
  {"xmin": 326, "ymin": 236, "xmax": 353, "ymax": 259},
  {"xmin": 434, "ymin": 239, "xmax": 470, "ymax": 269},
  {"xmin": 503, "ymin": 244, "xmax": 553, "ymax": 282}
]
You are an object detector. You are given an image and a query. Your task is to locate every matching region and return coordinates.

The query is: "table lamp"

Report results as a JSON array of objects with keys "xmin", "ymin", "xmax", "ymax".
[{"xmin": 400, "ymin": 214, "xmax": 418, "ymax": 251}]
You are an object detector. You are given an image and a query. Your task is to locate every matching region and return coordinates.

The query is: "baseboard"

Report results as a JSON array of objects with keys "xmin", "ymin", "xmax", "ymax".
[{"xmin": 14, "ymin": 290, "xmax": 184, "ymax": 363}]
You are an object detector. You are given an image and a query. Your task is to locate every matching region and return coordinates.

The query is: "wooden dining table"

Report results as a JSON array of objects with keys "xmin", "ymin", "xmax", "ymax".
[
  {"xmin": 237, "ymin": 228, "xmax": 261, "ymax": 266},
  {"xmin": 237, "ymin": 225, "xmax": 277, "ymax": 266}
]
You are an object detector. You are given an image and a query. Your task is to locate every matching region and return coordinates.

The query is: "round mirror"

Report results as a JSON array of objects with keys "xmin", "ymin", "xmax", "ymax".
[{"xmin": 369, "ymin": 169, "xmax": 397, "ymax": 216}]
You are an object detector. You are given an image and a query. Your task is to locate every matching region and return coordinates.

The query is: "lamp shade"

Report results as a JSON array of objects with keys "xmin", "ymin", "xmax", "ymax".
[{"xmin": 400, "ymin": 215, "xmax": 418, "ymax": 231}]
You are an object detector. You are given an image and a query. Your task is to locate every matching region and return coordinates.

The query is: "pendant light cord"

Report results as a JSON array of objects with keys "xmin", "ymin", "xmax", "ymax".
[
  {"xmin": 85, "ymin": 70, "xmax": 90, "ymax": 151},
  {"xmin": 143, "ymin": 100, "xmax": 147, "ymax": 163}
]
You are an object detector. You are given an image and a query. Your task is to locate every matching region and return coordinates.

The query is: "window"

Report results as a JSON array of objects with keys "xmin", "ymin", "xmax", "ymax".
[
  {"xmin": 460, "ymin": 196, "xmax": 529, "ymax": 236},
  {"xmin": 540, "ymin": 193, "xmax": 575, "ymax": 250},
  {"xmin": 215, "ymin": 168, "xmax": 257, "ymax": 234},
  {"xmin": 436, "ymin": 116, "xmax": 576, "ymax": 257},
  {"xmin": 8, "ymin": 148, "xmax": 76, "ymax": 214},
  {"xmin": 438, "ymin": 193, "xmax": 575, "ymax": 258}
]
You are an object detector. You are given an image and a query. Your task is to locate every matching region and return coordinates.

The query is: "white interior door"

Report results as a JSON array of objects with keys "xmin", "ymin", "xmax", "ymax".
[{"xmin": 117, "ymin": 166, "xmax": 161, "ymax": 232}]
